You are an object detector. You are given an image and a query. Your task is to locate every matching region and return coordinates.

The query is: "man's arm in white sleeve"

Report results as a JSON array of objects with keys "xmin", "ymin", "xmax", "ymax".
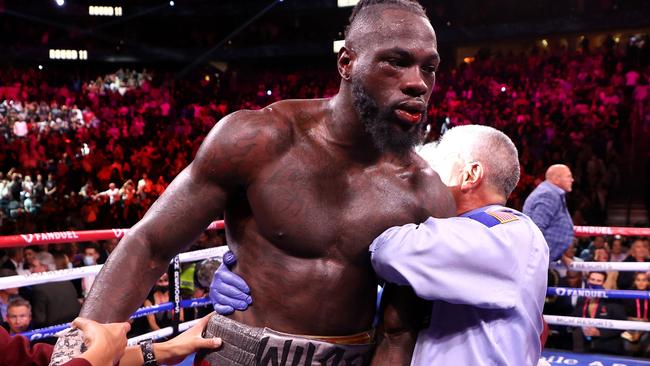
[{"xmin": 370, "ymin": 216, "xmax": 518, "ymax": 309}]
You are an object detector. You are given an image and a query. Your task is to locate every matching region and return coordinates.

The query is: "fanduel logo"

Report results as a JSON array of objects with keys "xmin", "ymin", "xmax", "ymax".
[
  {"xmin": 555, "ymin": 288, "xmax": 608, "ymax": 298},
  {"xmin": 21, "ymin": 232, "xmax": 79, "ymax": 243},
  {"xmin": 112, "ymin": 229, "xmax": 126, "ymax": 238}
]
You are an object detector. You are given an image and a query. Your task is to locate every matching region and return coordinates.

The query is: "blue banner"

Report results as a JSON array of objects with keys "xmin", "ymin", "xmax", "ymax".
[{"xmin": 547, "ymin": 287, "xmax": 650, "ymax": 300}]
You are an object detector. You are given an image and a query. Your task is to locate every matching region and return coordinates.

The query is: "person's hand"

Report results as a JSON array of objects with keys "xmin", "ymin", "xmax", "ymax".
[
  {"xmin": 72, "ymin": 317, "xmax": 131, "ymax": 366},
  {"xmin": 210, "ymin": 251, "xmax": 252, "ymax": 314},
  {"xmin": 582, "ymin": 327, "xmax": 600, "ymax": 337},
  {"xmin": 561, "ymin": 254, "xmax": 574, "ymax": 268},
  {"xmin": 155, "ymin": 313, "xmax": 222, "ymax": 365}
]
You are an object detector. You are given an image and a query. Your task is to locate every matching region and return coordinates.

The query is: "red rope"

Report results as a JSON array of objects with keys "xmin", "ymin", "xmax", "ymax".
[
  {"xmin": 0, "ymin": 220, "xmax": 225, "ymax": 248},
  {"xmin": 573, "ymin": 226, "xmax": 650, "ymax": 237},
  {"xmin": 0, "ymin": 222, "xmax": 647, "ymax": 248}
]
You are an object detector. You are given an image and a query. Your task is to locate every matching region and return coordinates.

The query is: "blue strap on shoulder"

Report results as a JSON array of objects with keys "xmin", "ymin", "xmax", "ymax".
[{"xmin": 466, "ymin": 211, "xmax": 500, "ymax": 228}]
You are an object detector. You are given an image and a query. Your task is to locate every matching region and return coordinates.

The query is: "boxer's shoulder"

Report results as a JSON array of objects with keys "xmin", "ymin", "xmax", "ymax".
[
  {"xmin": 194, "ymin": 107, "xmax": 295, "ymax": 183},
  {"xmin": 208, "ymin": 107, "xmax": 296, "ymax": 152},
  {"xmin": 270, "ymin": 98, "xmax": 329, "ymax": 134}
]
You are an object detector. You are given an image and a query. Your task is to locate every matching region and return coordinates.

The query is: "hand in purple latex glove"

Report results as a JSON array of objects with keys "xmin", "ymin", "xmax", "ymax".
[{"xmin": 209, "ymin": 250, "xmax": 253, "ymax": 315}]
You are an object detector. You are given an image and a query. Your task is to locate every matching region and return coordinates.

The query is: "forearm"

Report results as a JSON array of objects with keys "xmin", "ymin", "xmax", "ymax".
[
  {"xmin": 80, "ymin": 232, "xmax": 168, "ymax": 322},
  {"xmin": 370, "ymin": 330, "xmax": 417, "ymax": 366},
  {"xmin": 370, "ymin": 286, "xmax": 422, "ymax": 366},
  {"xmin": 118, "ymin": 338, "xmax": 197, "ymax": 366}
]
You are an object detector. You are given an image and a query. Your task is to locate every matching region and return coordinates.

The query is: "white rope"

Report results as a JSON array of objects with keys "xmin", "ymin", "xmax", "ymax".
[
  {"xmin": 550, "ymin": 261, "xmax": 650, "ymax": 272},
  {"xmin": 127, "ymin": 319, "xmax": 201, "ymax": 345},
  {"xmin": 567, "ymin": 261, "xmax": 650, "ymax": 272},
  {"xmin": 0, "ymin": 246, "xmax": 227, "ymax": 290},
  {"xmin": 178, "ymin": 246, "xmax": 228, "ymax": 264},
  {"xmin": 0, "ymin": 265, "xmax": 102, "ymax": 289},
  {"xmin": 544, "ymin": 315, "xmax": 650, "ymax": 332}
]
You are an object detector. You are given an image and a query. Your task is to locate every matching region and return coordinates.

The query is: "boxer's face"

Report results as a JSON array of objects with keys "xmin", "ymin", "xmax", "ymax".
[{"xmin": 348, "ymin": 9, "xmax": 438, "ymax": 154}]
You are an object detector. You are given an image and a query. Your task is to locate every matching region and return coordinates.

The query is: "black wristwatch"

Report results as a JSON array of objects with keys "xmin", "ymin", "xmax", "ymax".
[{"xmin": 138, "ymin": 338, "xmax": 159, "ymax": 366}]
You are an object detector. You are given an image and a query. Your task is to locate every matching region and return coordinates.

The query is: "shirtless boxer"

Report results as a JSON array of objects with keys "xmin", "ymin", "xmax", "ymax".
[{"xmin": 60, "ymin": 1, "xmax": 454, "ymax": 365}]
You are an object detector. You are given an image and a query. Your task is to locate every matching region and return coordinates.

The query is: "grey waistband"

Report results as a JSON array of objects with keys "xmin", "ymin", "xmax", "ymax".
[{"xmin": 197, "ymin": 313, "xmax": 373, "ymax": 366}]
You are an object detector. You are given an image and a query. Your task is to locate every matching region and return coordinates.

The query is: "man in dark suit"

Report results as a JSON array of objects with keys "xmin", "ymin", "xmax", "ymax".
[
  {"xmin": 29, "ymin": 252, "xmax": 81, "ymax": 328},
  {"xmin": 1, "ymin": 248, "xmax": 24, "ymax": 273},
  {"xmin": 573, "ymin": 272, "xmax": 627, "ymax": 355}
]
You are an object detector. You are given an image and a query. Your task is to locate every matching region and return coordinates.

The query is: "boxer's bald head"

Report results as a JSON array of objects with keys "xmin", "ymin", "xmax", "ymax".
[{"xmin": 545, "ymin": 164, "xmax": 573, "ymax": 192}]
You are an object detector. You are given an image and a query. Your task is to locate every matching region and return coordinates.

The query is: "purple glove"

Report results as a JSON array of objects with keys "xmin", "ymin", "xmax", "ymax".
[{"xmin": 210, "ymin": 250, "xmax": 253, "ymax": 315}]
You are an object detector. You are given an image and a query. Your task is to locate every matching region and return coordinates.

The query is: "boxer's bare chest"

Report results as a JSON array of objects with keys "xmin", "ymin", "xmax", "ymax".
[{"xmin": 244, "ymin": 142, "xmax": 435, "ymax": 260}]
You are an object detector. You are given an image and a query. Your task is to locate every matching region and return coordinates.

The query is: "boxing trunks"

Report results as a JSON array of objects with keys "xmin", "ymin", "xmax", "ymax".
[{"xmin": 195, "ymin": 313, "xmax": 374, "ymax": 366}]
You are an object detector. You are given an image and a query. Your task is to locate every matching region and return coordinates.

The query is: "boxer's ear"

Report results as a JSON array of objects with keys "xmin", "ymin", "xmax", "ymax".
[
  {"xmin": 459, "ymin": 161, "xmax": 483, "ymax": 192},
  {"xmin": 337, "ymin": 46, "xmax": 355, "ymax": 81}
]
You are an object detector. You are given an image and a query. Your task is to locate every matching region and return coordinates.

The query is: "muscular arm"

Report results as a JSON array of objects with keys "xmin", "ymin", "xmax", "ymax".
[{"xmin": 81, "ymin": 109, "xmax": 290, "ymax": 322}]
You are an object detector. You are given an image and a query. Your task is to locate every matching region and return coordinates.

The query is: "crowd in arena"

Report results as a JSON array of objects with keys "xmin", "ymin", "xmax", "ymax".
[{"xmin": 0, "ymin": 34, "xmax": 649, "ymax": 355}]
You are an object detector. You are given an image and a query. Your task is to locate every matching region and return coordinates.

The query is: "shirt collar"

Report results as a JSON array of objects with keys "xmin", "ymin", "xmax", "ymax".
[
  {"xmin": 460, "ymin": 204, "xmax": 504, "ymax": 218},
  {"xmin": 542, "ymin": 180, "xmax": 565, "ymax": 195}
]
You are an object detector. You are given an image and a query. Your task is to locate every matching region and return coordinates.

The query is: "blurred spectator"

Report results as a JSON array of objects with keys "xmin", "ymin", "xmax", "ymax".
[
  {"xmin": 617, "ymin": 239, "xmax": 650, "ymax": 290},
  {"xmin": 99, "ymin": 239, "xmax": 119, "ymax": 264},
  {"xmin": 1, "ymin": 247, "xmax": 25, "ymax": 274},
  {"xmin": 22, "ymin": 246, "xmax": 37, "ymax": 275},
  {"xmin": 622, "ymin": 272, "xmax": 650, "ymax": 357},
  {"xmin": 545, "ymin": 269, "xmax": 586, "ymax": 349},
  {"xmin": 554, "ymin": 240, "xmax": 584, "ymax": 278},
  {"xmin": 0, "ymin": 269, "xmax": 19, "ymax": 322},
  {"xmin": 143, "ymin": 273, "xmax": 183, "ymax": 332},
  {"xmin": 524, "ymin": 165, "xmax": 575, "ymax": 265},
  {"xmin": 52, "ymin": 251, "xmax": 72, "ymax": 270},
  {"xmin": 80, "ymin": 244, "xmax": 100, "ymax": 298},
  {"xmin": 580, "ymin": 236, "xmax": 608, "ymax": 260},
  {"xmin": 592, "ymin": 248, "xmax": 618, "ymax": 289},
  {"xmin": 4, "ymin": 297, "xmax": 33, "ymax": 334},
  {"xmin": 94, "ymin": 182, "xmax": 120, "ymax": 205},
  {"xmin": 610, "ymin": 238, "xmax": 629, "ymax": 262},
  {"xmin": 29, "ymin": 252, "xmax": 81, "ymax": 328},
  {"xmin": 572, "ymin": 272, "xmax": 627, "ymax": 355}
]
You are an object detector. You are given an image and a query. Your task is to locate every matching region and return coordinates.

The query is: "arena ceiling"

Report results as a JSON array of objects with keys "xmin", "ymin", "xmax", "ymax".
[{"xmin": 1, "ymin": 0, "xmax": 649, "ymax": 64}]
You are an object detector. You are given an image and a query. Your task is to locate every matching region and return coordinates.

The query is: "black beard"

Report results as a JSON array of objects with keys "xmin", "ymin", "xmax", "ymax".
[{"xmin": 352, "ymin": 79, "xmax": 425, "ymax": 155}]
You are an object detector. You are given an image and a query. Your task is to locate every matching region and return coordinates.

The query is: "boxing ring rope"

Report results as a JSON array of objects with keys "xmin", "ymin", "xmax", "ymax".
[
  {"xmin": 573, "ymin": 226, "xmax": 650, "ymax": 237},
  {"xmin": 19, "ymin": 298, "xmax": 213, "ymax": 341},
  {"xmin": 127, "ymin": 318, "xmax": 202, "ymax": 346},
  {"xmin": 543, "ymin": 287, "xmax": 650, "ymax": 330},
  {"xmin": 0, "ymin": 223, "xmax": 645, "ymax": 249},
  {"xmin": 0, "ymin": 220, "xmax": 225, "ymax": 248},
  {"xmin": 551, "ymin": 261, "xmax": 650, "ymax": 272},
  {"xmin": 547, "ymin": 287, "xmax": 650, "ymax": 300},
  {"xmin": 543, "ymin": 224, "xmax": 650, "ymax": 360},
  {"xmin": 1, "ymin": 223, "xmax": 649, "ymax": 346},
  {"xmin": 544, "ymin": 315, "xmax": 650, "ymax": 332},
  {"xmin": 0, "ymin": 246, "xmax": 228, "ymax": 290},
  {"xmin": 6, "ymin": 243, "xmax": 227, "ymax": 341}
]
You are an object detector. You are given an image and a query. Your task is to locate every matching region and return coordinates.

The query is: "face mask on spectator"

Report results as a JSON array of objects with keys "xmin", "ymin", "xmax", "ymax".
[
  {"xmin": 587, "ymin": 283, "xmax": 604, "ymax": 290},
  {"xmin": 83, "ymin": 256, "xmax": 96, "ymax": 266},
  {"xmin": 154, "ymin": 285, "xmax": 169, "ymax": 293}
]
